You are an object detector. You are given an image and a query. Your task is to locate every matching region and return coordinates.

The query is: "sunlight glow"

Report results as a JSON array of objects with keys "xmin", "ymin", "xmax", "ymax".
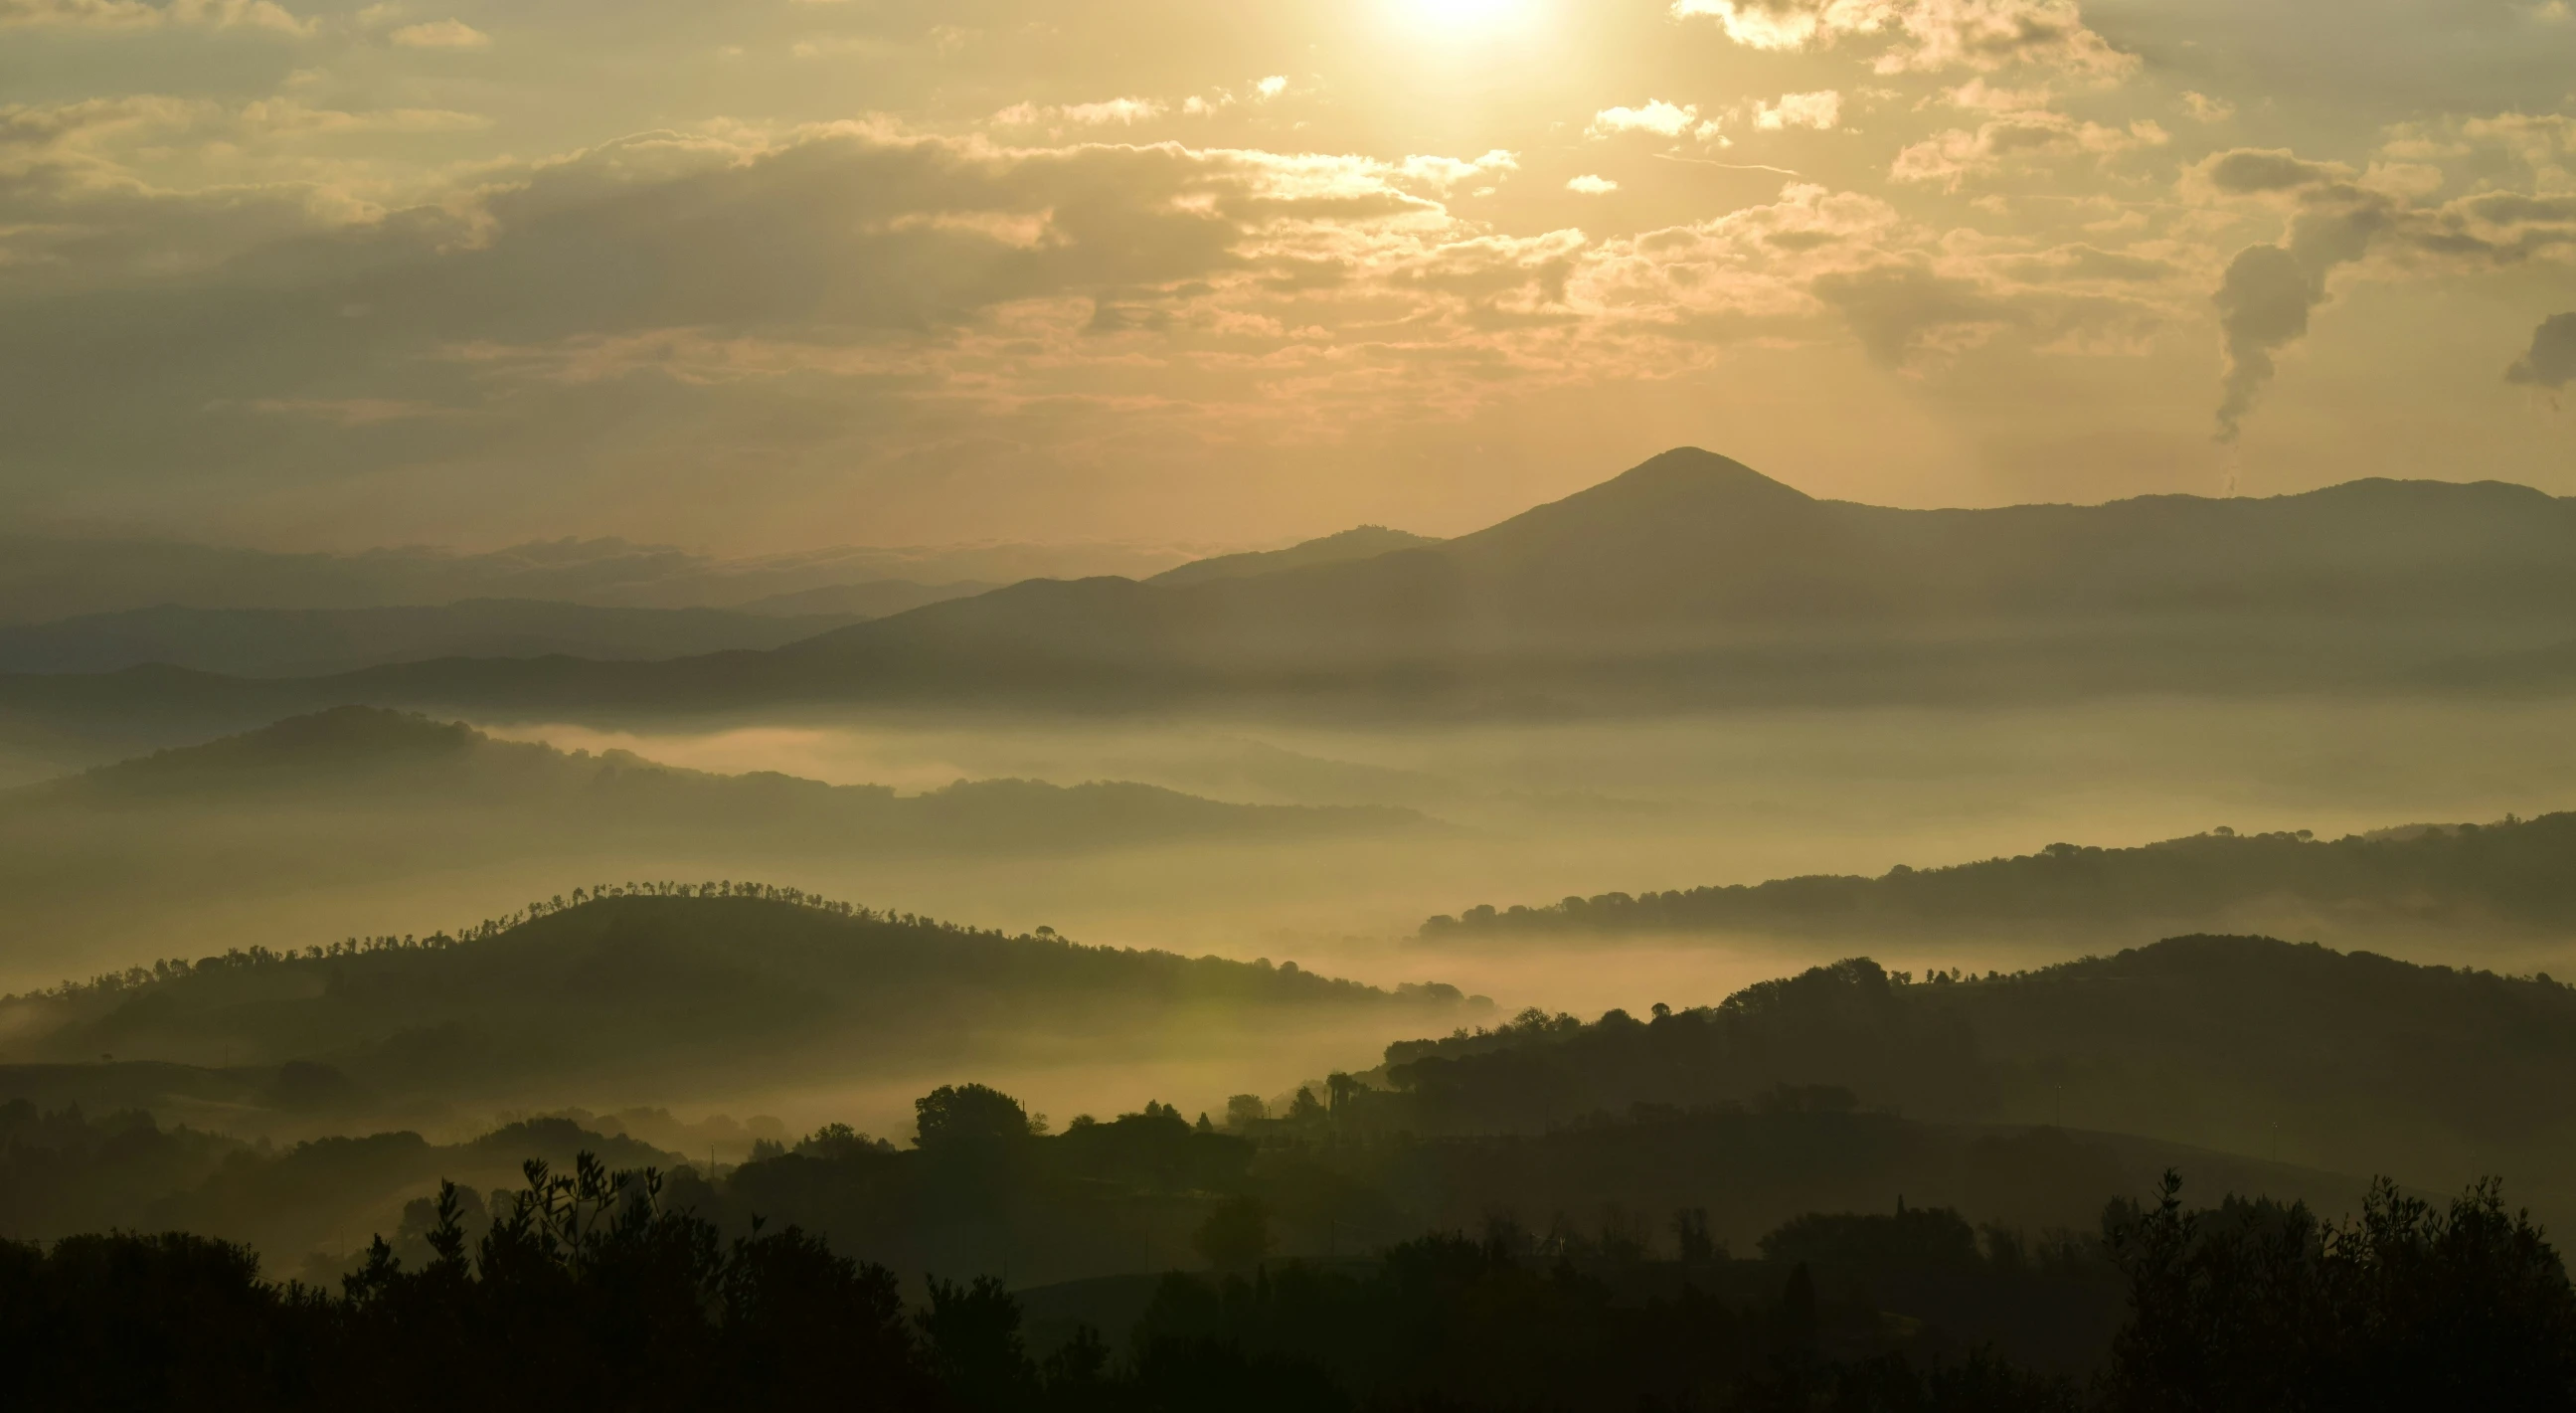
[{"xmin": 1391, "ymin": 0, "xmax": 1539, "ymax": 37}]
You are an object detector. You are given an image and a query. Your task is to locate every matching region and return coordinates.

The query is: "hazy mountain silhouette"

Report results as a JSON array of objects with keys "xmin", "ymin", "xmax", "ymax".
[
  {"xmin": 0, "ymin": 600, "xmax": 868, "ymax": 677},
  {"xmin": 1149, "ymin": 526, "xmax": 1441, "ymax": 587},
  {"xmin": 0, "ymin": 708, "xmax": 1430, "ymax": 984},
  {"xmin": 1425, "ymin": 812, "xmax": 2576, "ymax": 949},
  {"xmin": 6, "ymin": 707, "xmax": 1426, "ymax": 843},
  {"xmin": 10, "ymin": 448, "xmax": 2576, "ymax": 736},
  {"xmin": 729, "ymin": 579, "xmax": 996, "ymax": 618},
  {"xmin": 0, "ymin": 532, "xmax": 1176, "ymax": 622}
]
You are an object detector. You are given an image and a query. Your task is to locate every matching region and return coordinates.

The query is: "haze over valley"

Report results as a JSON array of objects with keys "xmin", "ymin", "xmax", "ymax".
[{"xmin": 9, "ymin": 0, "xmax": 2576, "ymax": 1403}]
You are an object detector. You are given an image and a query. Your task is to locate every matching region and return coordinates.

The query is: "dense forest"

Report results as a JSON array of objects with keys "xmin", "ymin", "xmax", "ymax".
[
  {"xmin": 1424, "ymin": 812, "xmax": 2576, "ymax": 944},
  {"xmin": 1370, "ymin": 938, "xmax": 2576, "ymax": 1201},
  {"xmin": 13, "ymin": 927, "xmax": 2571, "ymax": 1278},
  {"xmin": 7, "ymin": 1115, "xmax": 2570, "ymax": 1410}
]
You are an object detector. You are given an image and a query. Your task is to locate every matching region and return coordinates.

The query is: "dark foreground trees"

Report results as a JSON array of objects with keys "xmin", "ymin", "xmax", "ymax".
[
  {"xmin": 2105, "ymin": 1173, "xmax": 2576, "ymax": 1413},
  {"xmin": 2, "ymin": 1156, "xmax": 2571, "ymax": 1412}
]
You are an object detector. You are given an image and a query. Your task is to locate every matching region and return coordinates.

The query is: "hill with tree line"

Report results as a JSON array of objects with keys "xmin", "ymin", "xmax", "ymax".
[
  {"xmin": 0, "ymin": 885, "xmax": 1473, "ymax": 1124},
  {"xmin": 1422, "ymin": 811, "xmax": 2576, "ymax": 946},
  {"xmin": 1367, "ymin": 935, "xmax": 2576, "ymax": 1202},
  {"xmin": 0, "ymin": 707, "xmax": 1429, "ymax": 985}
]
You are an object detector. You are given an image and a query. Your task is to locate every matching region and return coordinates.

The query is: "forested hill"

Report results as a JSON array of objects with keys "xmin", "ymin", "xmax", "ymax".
[
  {"xmin": 0, "ymin": 888, "xmax": 1473, "ymax": 1113},
  {"xmin": 1422, "ymin": 812, "xmax": 2576, "ymax": 944},
  {"xmin": 1367, "ymin": 935, "xmax": 2576, "ymax": 1196}
]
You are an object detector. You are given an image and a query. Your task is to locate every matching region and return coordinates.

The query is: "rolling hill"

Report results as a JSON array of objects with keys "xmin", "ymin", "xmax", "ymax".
[
  {"xmin": 0, "ymin": 890, "xmax": 1475, "ymax": 1120},
  {"xmin": 0, "ymin": 708, "xmax": 1429, "ymax": 986},
  {"xmin": 1422, "ymin": 812, "xmax": 2576, "ymax": 948},
  {"xmin": 1371, "ymin": 935, "xmax": 2576, "ymax": 1199}
]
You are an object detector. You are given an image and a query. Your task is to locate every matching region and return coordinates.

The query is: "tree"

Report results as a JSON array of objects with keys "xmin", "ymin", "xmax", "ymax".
[
  {"xmin": 913, "ymin": 1084, "xmax": 1039, "ymax": 1150},
  {"xmin": 1194, "ymin": 1195, "xmax": 1274, "ymax": 1272}
]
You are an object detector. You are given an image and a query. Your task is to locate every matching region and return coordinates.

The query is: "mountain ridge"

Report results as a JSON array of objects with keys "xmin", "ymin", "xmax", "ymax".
[{"xmin": 9, "ymin": 449, "xmax": 2576, "ymax": 739}]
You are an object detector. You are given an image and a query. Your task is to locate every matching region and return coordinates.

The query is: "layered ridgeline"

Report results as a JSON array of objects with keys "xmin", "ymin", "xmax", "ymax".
[
  {"xmin": 0, "ymin": 889, "xmax": 1474, "ymax": 1127},
  {"xmin": 1145, "ymin": 525, "xmax": 1441, "ymax": 587},
  {"xmin": 1359, "ymin": 936, "xmax": 2576, "ymax": 1201},
  {"xmin": 12, "ymin": 448, "xmax": 2576, "ymax": 743},
  {"xmin": 11, "ymin": 936, "xmax": 2540, "ymax": 1315},
  {"xmin": 0, "ymin": 600, "xmax": 880, "ymax": 677},
  {"xmin": 1422, "ymin": 814, "xmax": 2576, "ymax": 948},
  {"xmin": 0, "ymin": 708, "xmax": 1426, "ymax": 983},
  {"xmin": 0, "ymin": 530, "xmax": 1145, "ymax": 622}
]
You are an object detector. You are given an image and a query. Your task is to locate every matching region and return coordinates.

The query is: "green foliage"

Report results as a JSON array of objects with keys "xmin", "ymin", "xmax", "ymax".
[{"xmin": 918, "ymin": 1084, "xmax": 1044, "ymax": 1148}]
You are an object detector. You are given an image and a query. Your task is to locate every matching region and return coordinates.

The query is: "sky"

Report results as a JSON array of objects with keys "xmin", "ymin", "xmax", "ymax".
[{"xmin": 4, "ymin": 0, "xmax": 2575, "ymax": 553}]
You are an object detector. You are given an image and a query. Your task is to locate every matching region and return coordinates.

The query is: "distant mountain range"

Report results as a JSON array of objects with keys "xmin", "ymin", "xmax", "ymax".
[
  {"xmin": 0, "ymin": 532, "xmax": 1180, "ymax": 622},
  {"xmin": 8, "ymin": 449, "xmax": 2576, "ymax": 744},
  {"xmin": 0, "ymin": 600, "xmax": 873, "ymax": 677}
]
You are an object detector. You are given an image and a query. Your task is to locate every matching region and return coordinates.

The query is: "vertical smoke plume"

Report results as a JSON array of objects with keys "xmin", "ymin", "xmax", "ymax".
[
  {"xmin": 2207, "ymin": 168, "xmax": 2395, "ymax": 442},
  {"xmin": 2212, "ymin": 245, "xmax": 2311, "ymax": 443}
]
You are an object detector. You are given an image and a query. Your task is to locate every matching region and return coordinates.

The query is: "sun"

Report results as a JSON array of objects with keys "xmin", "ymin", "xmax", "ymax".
[{"xmin": 1392, "ymin": 0, "xmax": 1539, "ymax": 37}]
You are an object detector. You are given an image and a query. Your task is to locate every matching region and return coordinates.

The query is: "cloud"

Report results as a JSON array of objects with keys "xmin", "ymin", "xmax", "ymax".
[
  {"xmin": 0, "ymin": 0, "xmax": 310, "ymax": 32},
  {"xmin": 1397, "ymin": 150, "xmax": 1518, "ymax": 194},
  {"xmin": 1891, "ymin": 110, "xmax": 2165, "ymax": 190},
  {"xmin": 2201, "ymin": 148, "xmax": 2346, "ymax": 195},
  {"xmin": 2180, "ymin": 91, "xmax": 2234, "ymax": 123},
  {"xmin": 1669, "ymin": 0, "xmax": 1889, "ymax": 51},
  {"xmin": 1566, "ymin": 174, "xmax": 1620, "ymax": 194},
  {"xmin": 1755, "ymin": 90, "xmax": 1843, "ymax": 130},
  {"xmin": 390, "ymin": 17, "xmax": 486, "ymax": 48},
  {"xmin": 2191, "ymin": 144, "xmax": 2576, "ymax": 438},
  {"xmin": 1590, "ymin": 100, "xmax": 1701, "ymax": 139},
  {"xmin": 1672, "ymin": 0, "xmax": 2132, "ymax": 76},
  {"xmin": 1060, "ymin": 97, "xmax": 1164, "ymax": 125},
  {"xmin": 1884, "ymin": 0, "xmax": 2134, "ymax": 76},
  {"xmin": 1811, "ymin": 262, "xmax": 2018, "ymax": 362},
  {"xmin": 0, "ymin": 120, "xmax": 1590, "ymax": 524},
  {"xmin": 995, "ymin": 97, "xmax": 1166, "ymax": 127},
  {"xmin": 2506, "ymin": 312, "xmax": 2576, "ymax": 391}
]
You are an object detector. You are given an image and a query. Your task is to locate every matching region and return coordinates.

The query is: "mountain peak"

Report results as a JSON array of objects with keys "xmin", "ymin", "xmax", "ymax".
[
  {"xmin": 1446, "ymin": 448, "xmax": 1816, "ymax": 566},
  {"xmin": 1601, "ymin": 447, "xmax": 1810, "ymax": 503}
]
